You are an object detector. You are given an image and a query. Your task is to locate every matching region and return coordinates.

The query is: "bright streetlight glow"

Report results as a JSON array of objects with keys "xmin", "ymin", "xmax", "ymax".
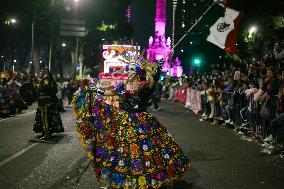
[
  {"xmin": 62, "ymin": 43, "xmax": 66, "ymax": 47},
  {"xmin": 4, "ymin": 18, "xmax": 17, "ymax": 26},
  {"xmin": 249, "ymin": 26, "xmax": 257, "ymax": 35},
  {"xmin": 194, "ymin": 59, "xmax": 200, "ymax": 64},
  {"xmin": 11, "ymin": 18, "xmax": 17, "ymax": 23},
  {"xmin": 13, "ymin": 59, "xmax": 17, "ymax": 63},
  {"xmin": 74, "ymin": 0, "xmax": 80, "ymax": 2},
  {"xmin": 194, "ymin": 58, "xmax": 201, "ymax": 66}
]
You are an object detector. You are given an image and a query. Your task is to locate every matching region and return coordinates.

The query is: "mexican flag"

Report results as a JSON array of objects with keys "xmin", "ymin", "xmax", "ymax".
[{"xmin": 197, "ymin": 3, "xmax": 242, "ymax": 54}]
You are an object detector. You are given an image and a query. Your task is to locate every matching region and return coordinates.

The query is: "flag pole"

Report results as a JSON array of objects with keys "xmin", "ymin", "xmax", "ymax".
[
  {"xmin": 169, "ymin": 3, "xmax": 215, "ymax": 55},
  {"xmin": 155, "ymin": 3, "xmax": 216, "ymax": 70}
]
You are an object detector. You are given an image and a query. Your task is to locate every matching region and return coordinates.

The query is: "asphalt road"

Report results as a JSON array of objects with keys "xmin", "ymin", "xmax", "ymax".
[{"xmin": 0, "ymin": 100, "xmax": 284, "ymax": 189}]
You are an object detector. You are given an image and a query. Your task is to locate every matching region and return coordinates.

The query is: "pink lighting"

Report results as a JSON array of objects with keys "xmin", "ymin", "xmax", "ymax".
[
  {"xmin": 126, "ymin": 5, "xmax": 131, "ymax": 23},
  {"xmin": 147, "ymin": 0, "xmax": 183, "ymax": 77},
  {"xmin": 170, "ymin": 57, "xmax": 183, "ymax": 77},
  {"xmin": 147, "ymin": 0, "xmax": 171, "ymax": 72}
]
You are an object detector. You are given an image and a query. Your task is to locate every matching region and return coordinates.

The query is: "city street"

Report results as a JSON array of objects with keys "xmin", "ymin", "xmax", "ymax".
[{"xmin": 1, "ymin": 100, "xmax": 284, "ymax": 189}]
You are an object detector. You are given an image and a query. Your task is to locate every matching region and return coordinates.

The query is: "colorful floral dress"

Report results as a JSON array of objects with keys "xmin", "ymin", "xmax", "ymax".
[{"xmin": 73, "ymin": 83, "xmax": 190, "ymax": 188}]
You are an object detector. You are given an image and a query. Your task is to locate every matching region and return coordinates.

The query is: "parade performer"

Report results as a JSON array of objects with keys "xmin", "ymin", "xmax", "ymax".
[
  {"xmin": 33, "ymin": 67, "xmax": 64, "ymax": 140},
  {"xmin": 73, "ymin": 50, "xmax": 190, "ymax": 188},
  {"xmin": 0, "ymin": 72, "xmax": 11, "ymax": 116}
]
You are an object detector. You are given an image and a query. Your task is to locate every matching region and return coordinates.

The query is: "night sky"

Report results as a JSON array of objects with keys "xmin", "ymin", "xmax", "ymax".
[
  {"xmin": 132, "ymin": 0, "xmax": 156, "ymax": 49},
  {"xmin": 132, "ymin": 0, "xmax": 172, "ymax": 49},
  {"xmin": 1, "ymin": 0, "xmax": 283, "ymax": 73}
]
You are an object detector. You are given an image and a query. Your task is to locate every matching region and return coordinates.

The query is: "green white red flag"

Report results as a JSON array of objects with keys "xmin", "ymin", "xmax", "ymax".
[{"xmin": 197, "ymin": 3, "xmax": 242, "ymax": 54}]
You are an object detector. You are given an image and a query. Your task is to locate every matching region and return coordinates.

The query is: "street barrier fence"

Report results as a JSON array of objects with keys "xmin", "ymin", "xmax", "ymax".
[{"xmin": 174, "ymin": 87, "xmax": 282, "ymax": 140}]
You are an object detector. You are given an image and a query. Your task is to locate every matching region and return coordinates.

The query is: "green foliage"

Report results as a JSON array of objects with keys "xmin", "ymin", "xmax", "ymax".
[
  {"xmin": 97, "ymin": 22, "xmax": 118, "ymax": 31},
  {"xmin": 272, "ymin": 16, "xmax": 284, "ymax": 29},
  {"xmin": 83, "ymin": 67, "xmax": 92, "ymax": 75},
  {"xmin": 225, "ymin": 52, "xmax": 241, "ymax": 62},
  {"xmin": 237, "ymin": 0, "xmax": 284, "ymax": 58}
]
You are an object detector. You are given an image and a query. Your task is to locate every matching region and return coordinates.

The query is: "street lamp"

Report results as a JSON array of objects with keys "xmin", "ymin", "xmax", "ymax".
[
  {"xmin": 249, "ymin": 26, "xmax": 257, "ymax": 37},
  {"xmin": 194, "ymin": 58, "xmax": 201, "ymax": 66},
  {"xmin": 4, "ymin": 18, "xmax": 17, "ymax": 26},
  {"xmin": 62, "ymin": 43, "xmax": 66, "ymax": 47},
  {"xmin": 13, "ymin": 59, "xmax": 17, "ymax": 72},
  {"xmin": 11, "ymin": 18, "xmax": 17, "ymax": 24}
]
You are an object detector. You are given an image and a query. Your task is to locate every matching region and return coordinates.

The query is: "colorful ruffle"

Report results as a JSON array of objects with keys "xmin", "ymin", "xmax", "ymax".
[{"xmin": 73, "ymin": 87, "xmax": 190, "ymax": 188}]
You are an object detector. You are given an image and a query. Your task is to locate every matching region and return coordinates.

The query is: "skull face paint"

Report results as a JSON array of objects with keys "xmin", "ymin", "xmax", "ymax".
[
  {"xmin": 127, "ymin": 64, "xmax": 137, "ymax": 79},
  {"xmin": 127, "ymin": 63, "xmax": 141, "ymax": 80}
]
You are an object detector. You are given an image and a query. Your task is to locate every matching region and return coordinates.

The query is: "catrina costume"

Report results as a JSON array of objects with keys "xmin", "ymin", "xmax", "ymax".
[
  {"xmin": 73, "ymin": 58, "xmax": 190, "ymax": 188},
  {"xmin": 33, "ymin": 72, "xmax": 64, "ymax": 138}
]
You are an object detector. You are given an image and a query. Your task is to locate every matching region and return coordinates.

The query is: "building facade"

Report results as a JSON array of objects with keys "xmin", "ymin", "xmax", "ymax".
[{"xmin": 147, "ymin": 0, "xmax": 172, "ymax": 72}]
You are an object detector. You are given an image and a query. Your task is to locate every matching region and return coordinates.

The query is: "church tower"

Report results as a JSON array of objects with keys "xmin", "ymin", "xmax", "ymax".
[{"xmin": 147, "ymin": 0, "xmax": 171, "ymax": 72}]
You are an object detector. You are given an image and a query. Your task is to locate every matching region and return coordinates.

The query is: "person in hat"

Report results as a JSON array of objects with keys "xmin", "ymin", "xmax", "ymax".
[
  {"xmin": 73, "ymin": 50, "xmax": 190, "ymax": 189},
  {"xmin": 33, "ymin": 67, "xmax": 64, "ymax": 140}
]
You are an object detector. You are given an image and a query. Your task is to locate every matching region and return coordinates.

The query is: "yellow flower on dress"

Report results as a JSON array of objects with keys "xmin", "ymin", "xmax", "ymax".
[
  {"xmin": 138, "ymin": 176, "xmax": 147, "ymax": 188},
  {"xmin": 130, "ymin": 143, "xmax": 139, "ymax": 157}
]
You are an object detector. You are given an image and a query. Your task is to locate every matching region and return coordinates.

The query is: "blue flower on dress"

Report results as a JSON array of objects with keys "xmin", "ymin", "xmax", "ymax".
[
  {"xmin": 76, "ymin": 97, "xmax": 85, "ymax": 107},
  {"xmin": 140, "ymin": 139, "xmax": 151, "ymax": 151},
  {"xmin": 133, "ymin": 159, "xmax": 142, "ymax": 171},
  {"xmin": 112, "ymin": 173, "xmax": 123, "ymax": 184},
  {"xmin": 96, "ymin": 148, "xmax": 106, "ymax": 157}
]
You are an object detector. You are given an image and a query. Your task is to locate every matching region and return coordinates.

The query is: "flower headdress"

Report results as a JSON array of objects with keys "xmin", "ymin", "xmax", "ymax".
[{"xmin": 118, "ymin": 45, "xmax": 159, "ymax": 81}]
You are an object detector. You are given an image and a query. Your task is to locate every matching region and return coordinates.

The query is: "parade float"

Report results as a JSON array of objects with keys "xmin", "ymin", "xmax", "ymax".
[{"xmin": 96, "ymin": 45, "xmax": 141, "ymax": 107}]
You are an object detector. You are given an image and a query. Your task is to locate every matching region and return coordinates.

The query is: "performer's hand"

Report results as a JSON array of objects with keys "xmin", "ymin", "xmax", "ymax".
[
  {"xmin": 152, "ymin": 59, "xmax": 164, "ymax": 81},
  {"xmin": 157, "ymin": 59, "xmax": 164, "ymax": 68}
]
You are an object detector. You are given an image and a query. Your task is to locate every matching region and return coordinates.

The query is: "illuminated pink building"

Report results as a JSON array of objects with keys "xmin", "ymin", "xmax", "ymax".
[
  {"xmin": 147, "ymin": 0, "xmax": 171, "ymax": 72},
  {"xmin": 170, "ymin": 57, "xmax": 183, "ymax": 77}
]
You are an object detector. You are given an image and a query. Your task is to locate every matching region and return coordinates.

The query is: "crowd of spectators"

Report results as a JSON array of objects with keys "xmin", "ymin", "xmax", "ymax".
[
  {"xmin": 160, "ymin": 41, "xmax": 284, "ymax": 155},
  {"xmin": 0, "ymin": 71, "xmax": 80, "ymax": 117}
]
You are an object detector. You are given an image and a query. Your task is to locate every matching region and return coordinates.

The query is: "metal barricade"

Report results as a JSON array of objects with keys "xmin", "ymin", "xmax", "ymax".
[
  {"xmin": 245, "ymin": 95, "xmax": 279, "ymax": 139},
  {"xmin": 185, "ymin": 88, "xmax": 201, "ymax": 113},
  {"xmin": 174, "ymin": 86, "xmax": 281, "ymax": 141}
]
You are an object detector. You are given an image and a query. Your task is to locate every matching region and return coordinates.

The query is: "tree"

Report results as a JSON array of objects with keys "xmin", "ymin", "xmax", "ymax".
[{"xmin": 237, "ymin": 0, "xmax": 284, "ymax": 58}]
